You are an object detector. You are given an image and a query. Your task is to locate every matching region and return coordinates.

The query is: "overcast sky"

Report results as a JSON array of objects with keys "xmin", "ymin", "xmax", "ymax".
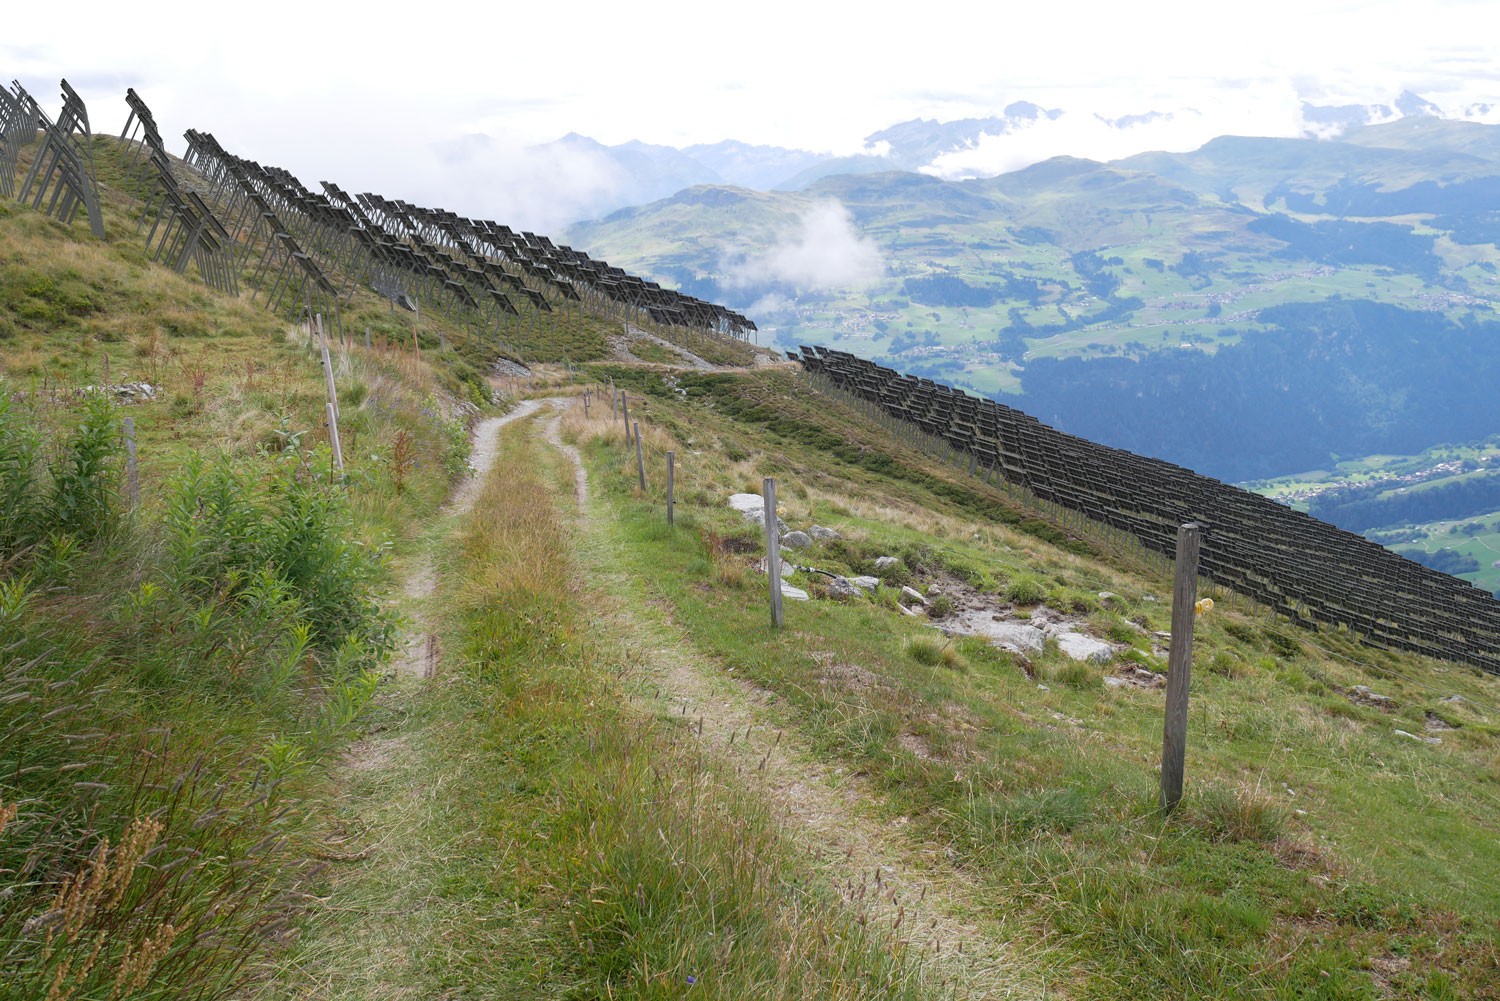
[{"xmin": 5, "ymin": 0, "xmax": 1498, "ymax": 231}]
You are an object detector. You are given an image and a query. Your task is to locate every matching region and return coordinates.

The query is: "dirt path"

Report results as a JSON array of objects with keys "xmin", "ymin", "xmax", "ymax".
[
  {"xmin": 393, "ymin": 397, "xmax": 557, "ymax": 677},
  {"xmin": 543, "ymin": 414, "xmax": 1032, "ymax": 998}
]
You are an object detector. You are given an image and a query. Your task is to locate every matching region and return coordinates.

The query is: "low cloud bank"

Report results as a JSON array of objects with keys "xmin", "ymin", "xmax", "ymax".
[{"xmin": 722, "ymin": 200, "xmax": 884, "ymax": 295}]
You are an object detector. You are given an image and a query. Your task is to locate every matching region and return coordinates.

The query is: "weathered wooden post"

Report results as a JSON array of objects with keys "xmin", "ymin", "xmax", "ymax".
[
  {"xmin": 584, "ymin": 392, "xmax": 591, "ymax": 419},
  {"xmin": 123, "ymin": 416, "xmax": 139, "ymax": 509},
  {"xmin": 666, "ymin": 450, "xmax": 675, "ymax": 526},
  {"xmin": 763, "ymin": 477, "xmax": 783, "ymax": 629},
  {"xmin": 326, "ymin": 402, "xmax": 345, "ymax": 474},
  {"xmin": 621, "ymin": 394, "xmax": 632, "ymax": 443},
  {"xmin": 316, "ymin": 315, "xmax": 345, "ymax": 475},
  {"xmin": 634, "ymin": 422, "xmax": 646, "ymax": 490},
  {"xmin": 1160, "ymin": 522, "xmax": 1202, "ymax": 813}
]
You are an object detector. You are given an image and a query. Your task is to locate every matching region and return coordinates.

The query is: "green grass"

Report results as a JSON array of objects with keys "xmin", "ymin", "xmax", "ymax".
[
  {"xmin": 0, "ymin": 139, "xmax": 518, "ymax": 998},
  {"xmin": 563, "ymin": 364, "xmax": 1500, "ymax": 999},
  {"xmin": 263, "ymin": 423, "xmax": 941, "ymax": 999}
]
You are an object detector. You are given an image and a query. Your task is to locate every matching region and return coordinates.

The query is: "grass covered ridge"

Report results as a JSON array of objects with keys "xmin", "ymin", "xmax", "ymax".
[{"xmin": 563, "ymin": 364, "xmax": 1500, "ymax": 999}]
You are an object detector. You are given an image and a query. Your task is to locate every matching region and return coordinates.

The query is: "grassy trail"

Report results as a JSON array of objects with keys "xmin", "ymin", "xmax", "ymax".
[{"xmin": 256, "ymin": 397, "xmax": 970, "ymax": 999}]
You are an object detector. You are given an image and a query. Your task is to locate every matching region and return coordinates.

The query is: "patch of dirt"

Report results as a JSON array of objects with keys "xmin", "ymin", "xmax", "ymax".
[
  {"xmin": 1105, "ymin": 666, "xmax": 1166, "ymax": 690},
  {"xmin": 343, "ymin": 733, "xmax": 409, "ymax": 772},
  {"xmin": 623, "ymin": 323, "xmax": 718, "ymax": 371},
  {"xmin": 1345, "ymin": 685, "xmax": 1398, "ymax": 710},
  {"xmin": 898, "ymin": 731, "xmax": 939, "ymax": 761},
  {"xmin": 816, "ymin": 660, "xmax": 884, "ymax": 692},
  {"xmin": 1369, "ymin": 954, "xmax": 1411, "ymax": 994},
  {"xmin": 1424, "ymin": 711, "xmax": 1457, "ymax": 731}
]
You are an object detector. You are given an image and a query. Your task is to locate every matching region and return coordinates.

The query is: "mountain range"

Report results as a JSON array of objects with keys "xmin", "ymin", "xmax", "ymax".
[
  {"xmin": 566, "ymin": 113, "xmax": 1500, "ymax": 490},
  {"xmin": 469, "ymin": 91, "xmax": 1493, "ymax": 225}
]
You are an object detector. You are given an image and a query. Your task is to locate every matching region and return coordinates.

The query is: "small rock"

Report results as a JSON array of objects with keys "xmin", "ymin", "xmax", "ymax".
[
  {"xmin": 1350, "ymin": 685, "xmax": 1396, "ymax": 708},
  {"xmin": 780, "ymin": 531, "xmax": 812, "ymax": 549},
  {"xmin": 1097, "ymin": 591, "xmax": 1118, "ymax": 602},
  {"xmin": 780, "ymin": 582, "xmax": 810, "ymax": 601},
  {"xmin": 1440, "ymin": 694, "xmax": 1466, "ymax": 704},
  {"xmin": 900, "ymin": 585, "xmax": 928, "ymax": 605},
  {"xmin": 1393, "ymin": 728, "xmax": 1440, "ymax": 745},
  {"xmin": 808, "ymin": 525, "xmax": 841, "ymax": 540},
  {"xmin": 1036, "ymin": 684, "xmax": 1049, "ymax": 691},
  {"xmin": 874, "ymin": 556, "xmax": 899, "ymax": 570},
  {"xmin": 757, "ymin": 557, "xmax": 796, "ymax": 578},
  {"xmin": 849, "ymin": 576, "xmax": 880, "ymax": 590},
  {"xmin": 897, "ymin": 603, "xmax": 921, "ymax": 617},
  {"xmin": 1424, "ymin": 712, "xmax": 1457, "ymax": 732},
  {"xmin": 1104, "ymin": 676, "xmax": 1128, "ymax": 688},
  {"xmin": 826, "ymin": 577, "xmax": 864, "ymax": 600}
]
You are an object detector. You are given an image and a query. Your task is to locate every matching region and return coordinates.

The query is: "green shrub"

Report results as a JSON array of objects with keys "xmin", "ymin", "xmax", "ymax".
[
  {"xmin": 1054, "ymin": 661, "xmax": 1099, "ymax": 689},
  {"xmin": 163, "ymin": 443, "xmax": 393, "ymax": 656},
  {"xmin": 1006, "ymin": 574, "xmax": 1047, "ymax": 605},
  {"xmin": 928, "ymin": 594, "xmax": 955, "ymax": 618},
  {"xmin": 1188, "ymin": 786, "xmax": 1289, "ymax": 843},
  {"xmin": 1208, "ymin": 650, "xmax": 1246, "ymax": 678},
  {"xmin": 968, "ymin": 787, "xmax": 1093, "ymax": 841},
  {"xmin": 904, "ymin": 634, "xmax": 966, "ymax": 670},
  {"xmin": 905, "ymin": 634, "xmax": 945, "ymax": 665}
]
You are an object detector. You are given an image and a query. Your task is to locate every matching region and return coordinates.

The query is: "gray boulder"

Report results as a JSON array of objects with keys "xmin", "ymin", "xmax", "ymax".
[
  {"xmin": 900, "ymin": 585, "xmax": 928, "ymax": 605},
  {"xmin": 1054, "ymin": 633, "xmax": 1114, "ymax": 664},
  {"xmin": 728, "ymin": 493, "xmax": 787, "ymax": 533},
  {"xmin": 849, "ymin": 576, "xmax": 880, "ymax": 591},
  {"xmin": 809, "ymin": 525, "xmax": 841, "ymax": 540},
  {"xmin": 781, "ymin": 531, "xmax": 812, "ymax": 550},
  {"xmin": 780, "ymin": 582, "xmax": 810, "ymax": 601},
  {"xmin": 874, "ymin": 556, "xmax": 899, "ymax": 570},
  {"xmin": 826, "ymin": 577, "xmax": 864, "ymax": 600}
]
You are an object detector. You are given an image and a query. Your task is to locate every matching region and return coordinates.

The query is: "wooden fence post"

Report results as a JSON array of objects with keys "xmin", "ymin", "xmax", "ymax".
[
  {"xmin": 326, "ymin": 402, "xmax": 345, "ymax": 475},
  {"xmin": 123, "ymin": 416, "xmax": 139, "ymax": 509},
  {"xmin": 634, "ymin": 422, "xmax": 647, "ymax": 490},
  {"xmin": 763, "ymin": 477, "xmax": 783, "ymax": 629},
  {"xmin": 316, "ymin": 315, "xmax": 345, "ymax": 475},
  {"xmin": 666, "ymin": 450, "xmax": 675, "ymax": 526},
  {"xmin": 1160, "ymin": 522, "xmax": 1202, "ymax": 813},
  {"xmin": 621, "ymin": 394, "xmax": 632, "ymax": 443}
]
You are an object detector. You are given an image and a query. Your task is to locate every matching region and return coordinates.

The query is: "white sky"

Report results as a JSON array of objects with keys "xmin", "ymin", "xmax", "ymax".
[{"xmin": 5, "ymin": 0, "xmax": 1499, "ymax": 229}]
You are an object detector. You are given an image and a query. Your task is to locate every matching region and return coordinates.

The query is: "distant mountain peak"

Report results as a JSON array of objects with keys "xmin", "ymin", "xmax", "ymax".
[{"xmin": 1395, "ymin": 90, "xmax": 1443, "ymax": 118}]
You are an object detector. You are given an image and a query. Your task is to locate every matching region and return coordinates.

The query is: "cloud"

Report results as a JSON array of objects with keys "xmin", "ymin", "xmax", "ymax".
[
  {"xmin": 722, "ymin": 201, "xmax": 884, "ymax": 292},
  {"xmin": 416, "ymin": 134, "xmax": 627, "ymax": 234},
  {"xmin": 920, "ymin": 88, "xmax": 1310, "ymax": 179}
]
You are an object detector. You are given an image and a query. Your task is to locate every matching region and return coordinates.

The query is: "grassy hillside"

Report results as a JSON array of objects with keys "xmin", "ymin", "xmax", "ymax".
[
  {"xmin": 0, "ymin": 134, "xmax": 520, "ymax": 998},
  {"xmin": 6, "ymin": 123, "xmax": 1500, "ymax": 1000},
  {"xmin": 534, "ymin": 363, "xmax": 1500, "ymax": 998}
]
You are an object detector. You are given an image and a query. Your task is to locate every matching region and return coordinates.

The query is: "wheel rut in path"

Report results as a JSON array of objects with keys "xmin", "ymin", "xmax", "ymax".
[{"xmin": 394, "ymin": 397, "xmax": 564, "ymax": 677}]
